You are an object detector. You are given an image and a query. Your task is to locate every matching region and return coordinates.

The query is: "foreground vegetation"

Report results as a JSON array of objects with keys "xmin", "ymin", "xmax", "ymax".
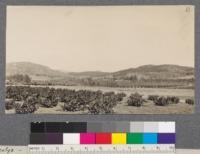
[
  {"xmin": 6, "ymin": 86, "xmax": 126, "ymax": 114},
  {"xmin": 5, "ymin": 86, "xmax": 194, "ymax": 114}
]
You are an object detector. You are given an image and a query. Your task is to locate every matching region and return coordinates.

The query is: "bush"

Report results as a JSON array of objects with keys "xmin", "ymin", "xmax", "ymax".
[
  {"xmin": 40, "ymin": 98, "xmax": 52, "ymax": 108},
  {"xmin": 185, "ymin": 98, "xmax": 194, "ymax": 105},
  {"xmin": 154, "ymin": 96, "xmax": 169, "ymax": 106},
  {"xmin": 5, "ymin": 99, "xmax": 15, "ymax": 110},
  {"xmin": 63, "ymin": 98, "xmax": 86, "ymax": 112},
  {"xmin": 88, "ymin": 93, "xmax": 118, "ymax": 114},
  {"xmin": 116, "ymin": 92, "xmax": 126, "ymax": 101},
  {"xmin": 127, "ymin": 93, "xmax": 144, "ymax": 107},
  {"xmin": 148, "ymin": 95, "xmax": 159, "ymax": 101},
  {"xmin": 15, "ymin": 102, "xmax": 37, "ymax": 114},
  {"xmin": 39, "ymin": 89, "xmax": 59, "ymax": 108},
  {"xmin": 63, "ymin": 90, "xmax": 99, "ymax": 112},
  {"xmin": 152, "ymin": 96, "xmax": 180, "ymax": 106},
  {"xmin": 167, "ymin": 96, "xmax": 179, "ymax": 104}
]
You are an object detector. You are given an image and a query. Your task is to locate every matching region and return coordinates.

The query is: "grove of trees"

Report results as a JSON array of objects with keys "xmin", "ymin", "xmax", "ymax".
[{"xmin": 7, "ymin": 74, "xmax": 31, "ymax": 85}]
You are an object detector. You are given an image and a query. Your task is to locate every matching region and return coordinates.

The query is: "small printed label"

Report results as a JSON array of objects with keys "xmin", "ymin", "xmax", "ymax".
[{"xmin": 0, "ymin": 146, "xmax": 27, "ymax": 154}]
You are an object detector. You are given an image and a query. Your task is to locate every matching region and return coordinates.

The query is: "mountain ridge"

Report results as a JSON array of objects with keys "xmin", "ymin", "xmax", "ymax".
[{"xmin": 6, "ymin": 62, "xmax": 194, "ymax": 80}]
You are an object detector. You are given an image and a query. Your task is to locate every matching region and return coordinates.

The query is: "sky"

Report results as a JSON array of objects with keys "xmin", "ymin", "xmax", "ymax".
[{"xmin": 6, "ymin": 5, "xmax": 194, "ymax": 72}]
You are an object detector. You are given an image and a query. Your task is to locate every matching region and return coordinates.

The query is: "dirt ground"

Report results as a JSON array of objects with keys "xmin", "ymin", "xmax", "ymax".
[{"xmin": 113, "ymin": 99, "xmax": 194, "ymax": 114}]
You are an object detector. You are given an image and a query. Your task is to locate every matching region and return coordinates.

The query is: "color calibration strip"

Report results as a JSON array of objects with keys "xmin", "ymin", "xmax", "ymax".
[
  {"xmin": 30, "ymin": 122, "xmax": 175, "ymax": 145},
  {"xmin": 30, "ymin": 132, "xmax": 175, "ymax": 144}
]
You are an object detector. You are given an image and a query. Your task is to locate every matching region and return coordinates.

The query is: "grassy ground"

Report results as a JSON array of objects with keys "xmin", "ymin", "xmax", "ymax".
[{"xmin": 40, "ymin": 85, "xmax": 194, "ymax": 99}]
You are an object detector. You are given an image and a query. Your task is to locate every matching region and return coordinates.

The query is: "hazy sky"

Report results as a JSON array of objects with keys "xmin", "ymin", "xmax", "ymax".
[{"xmin": 6, "ymin": 6, "xmax": 194, "ymax": 72}]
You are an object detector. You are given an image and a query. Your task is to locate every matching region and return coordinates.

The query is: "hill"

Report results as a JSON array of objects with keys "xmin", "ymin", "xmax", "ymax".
[
  {"xmin": 6, "ymin": 62, "xmax": 194, "ymax": 88},
  {"xmin": 68, "ymin": 71, "xmax": 110, "ymax": 78},
  {"xmin": 113, "ymin": 64, "xmax": 194, "ymax": 80},
  {"xmin": 6, "ymin": 62, "xmax": 67, "ymax": 78},
  {"xmin": 6, "ymin": 62, "xmax": 109, "ymax": 80}
]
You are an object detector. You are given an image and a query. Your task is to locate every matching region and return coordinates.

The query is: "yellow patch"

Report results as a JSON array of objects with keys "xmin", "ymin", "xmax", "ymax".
[{"xmin": 112, "ymin": 133, "xmax": 127, "ymax": 144}]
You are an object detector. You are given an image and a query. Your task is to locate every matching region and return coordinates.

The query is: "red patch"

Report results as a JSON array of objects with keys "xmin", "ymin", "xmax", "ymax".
[{"xmin": 95, "ymin": 133, "xmax": 112, "ymax": 144}]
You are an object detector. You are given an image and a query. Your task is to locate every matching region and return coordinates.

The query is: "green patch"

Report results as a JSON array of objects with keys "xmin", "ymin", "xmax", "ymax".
[{"xmin": 127, "ymin": 133, "xmax": 143, "ymax": 144}]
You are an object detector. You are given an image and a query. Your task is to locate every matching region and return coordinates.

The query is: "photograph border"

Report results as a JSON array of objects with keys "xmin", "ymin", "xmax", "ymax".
[
  {"xmin": 5, "ymin": 4, "xmax": 196, "ymax": 115},
  {"xmin": 0, "ymin": 0, "xmax": 199, "ymax": 149}
]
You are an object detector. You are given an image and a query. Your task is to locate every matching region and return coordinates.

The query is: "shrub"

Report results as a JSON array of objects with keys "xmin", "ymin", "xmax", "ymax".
[
  {"xmin": 116, "ymin": 92, "xmax": 126, "ymax": 101},
  {"xmin": 154, "ymin": 96, "xmax": 169, "ymax": 106},
  {"xmin": 127, "ymin": 92, "xmax": 144, "ymax": 107},
  {"xmin": 167, "ymin": 96, "xmax": 179, "ymax": 104},
  {"xmin": 15, "ymin": 101, "xmax": 37, "ymax": 114},
  {"xmin": 88, "ymin": 93, "xmax": 118, "ymax": 114},
  {"xmin": 63, "ymin": 98, "xmax": 86, "ymax": 112},
  {"xmin": 5, "ymin": 99, "xmax": 15, "ymax": 110},
  {"xmin": 185, "ymin": 98, "xmax": 194, "ymax": 105},
  {"xmin": 40, "ymin": 98, "xmax": 52, "ymax": 108},
  {"xmin": 148, "ymin": 95, "xmax": 159, "ymax": 101}
]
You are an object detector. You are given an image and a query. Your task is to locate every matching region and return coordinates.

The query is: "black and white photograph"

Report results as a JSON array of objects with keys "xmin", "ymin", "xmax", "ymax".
[{"xmin": 5, "ymin": 5, "xmax": 194, "ymax": 114}]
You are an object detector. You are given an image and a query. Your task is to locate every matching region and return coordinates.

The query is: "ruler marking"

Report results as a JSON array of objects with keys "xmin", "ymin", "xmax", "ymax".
[{"xmin": 28, "ymin": 144, "xmax": 175, "ymax": 154}]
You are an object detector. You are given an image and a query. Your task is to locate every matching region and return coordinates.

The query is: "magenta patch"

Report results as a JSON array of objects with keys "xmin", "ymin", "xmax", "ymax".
[{"xmin": 80, "ymin": 133, "xmax": 95, "ymax": 144}]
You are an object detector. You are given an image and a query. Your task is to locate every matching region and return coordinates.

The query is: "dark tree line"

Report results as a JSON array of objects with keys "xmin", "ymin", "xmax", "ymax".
[{"xmin": 7, "ymin": 74, "xmax": 31, "ymax": 85}]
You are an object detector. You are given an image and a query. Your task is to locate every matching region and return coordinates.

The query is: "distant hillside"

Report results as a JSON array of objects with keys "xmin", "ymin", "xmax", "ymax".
[
  {"xmin": 6, "ymin": 62, "xmax": 67, "ymax": 78},
  {"xmin": 113, "ymin": 64, "xmax": 194, "ymax": 80},
  {"xmin": 6, "ymin": 62, "xmax": 194, "ymax": 82},
  {"xmin": 68, "ymin": 71, "xmax": 110, "ymax": 78},
  {"xmin": 6, "ymin": 62, "xmax": 110, "ymax": 81}
]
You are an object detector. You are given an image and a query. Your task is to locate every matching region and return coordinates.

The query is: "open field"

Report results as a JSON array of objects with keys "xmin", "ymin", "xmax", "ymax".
[{"xmin": 45, "ymin": 85, "xmax": 194, "ymax": 100}]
